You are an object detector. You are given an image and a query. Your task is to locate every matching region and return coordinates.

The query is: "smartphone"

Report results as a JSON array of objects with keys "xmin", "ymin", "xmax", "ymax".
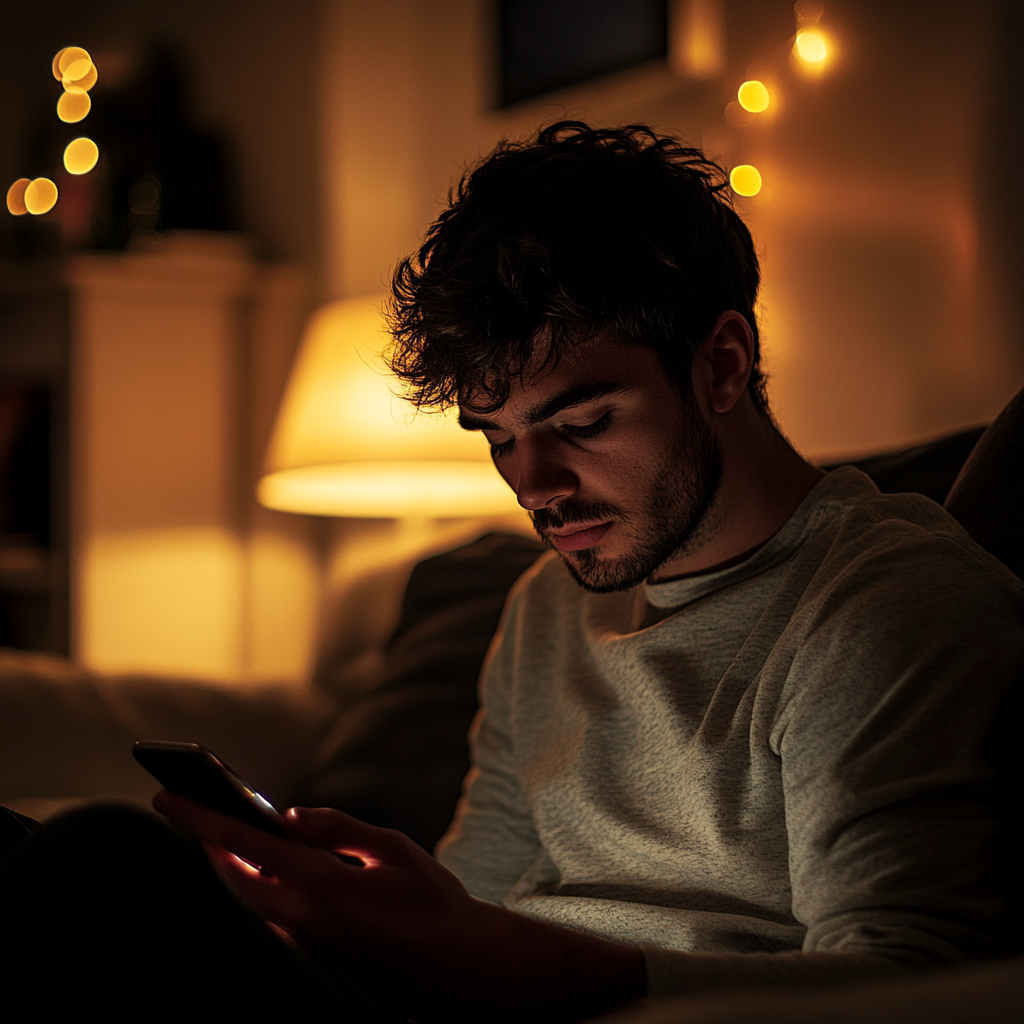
[{"xmin": 132, "ymin": 740, "xmax": 290, "ymax": 837}]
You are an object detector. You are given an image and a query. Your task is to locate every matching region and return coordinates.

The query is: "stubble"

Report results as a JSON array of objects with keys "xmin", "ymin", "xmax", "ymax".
[{"xmin": 532, "ymin": 402, "xmax": 724, "ymax": 593}]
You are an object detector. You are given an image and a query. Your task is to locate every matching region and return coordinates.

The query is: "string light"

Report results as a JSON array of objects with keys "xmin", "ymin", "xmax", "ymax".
[
  {"xmin": 57, "ymin": 87, "xmax": 91, "ymax": 123},
  {"xmin": 51, "ymin": 47, "xmax": 70, "ymax": 79},
  {"xmin": 64, "ymin": 137, "xmax": 99, "ymax": 175},
  {"xmin": 67, "ymin": 62, "xmax": 98, "ymax": 91},
  {"xmin": 715, "ymin": 4, "xmax": 835, "ymax": 208},
  {"xmin": 10, "ymin": 48, "xmax": 101, "ymax": 219},
  {"xmin": 54, "ymin": 46, "xmax": 91, "ymax": 79},
  {"xmin": 794, "ymin": 30, "xmax": 827, "ymax": 64},
  {"xmin": 737, "ymin": 81, "xmax": 770, "ymax": 113},
  {"xmin": 729, "ymin": 165, "xmax": 762, "ymax": 197},
  {"xmin": 6, "ymin": 179, "xmax": 30, "ymax": 216},
  {"xmin": 53, "ymin": 46, "xmax": 98, "ymax": 92},
  {"xmin": 24, "ymin": 178, "xmax": 58, "ymax": 215},
  {"xmin": 62, "ymin": 57, "xmax": 92, "ymax": 83}
]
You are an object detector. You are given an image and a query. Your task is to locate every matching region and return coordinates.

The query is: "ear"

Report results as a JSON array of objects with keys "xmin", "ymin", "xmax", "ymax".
[{"xmin": 695, "ymin": 311, "xmax": 754, "ymax": 414}]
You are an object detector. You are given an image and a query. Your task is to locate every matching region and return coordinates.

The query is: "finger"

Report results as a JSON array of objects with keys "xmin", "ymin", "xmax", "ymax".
[
  {"xmin": 203, "ymin": 840, "xmax": 372, "ymax": 949},
  {"xmin": 154, "ymin": 791, "xmax": 310, "ymax": 878},
  {"xmin": 284, "ymin": 805, "xmax": 404, "ymax": 862},
  {"xmin": 203, "ymin": 842, "xmax": 317, "ymax": 931}
]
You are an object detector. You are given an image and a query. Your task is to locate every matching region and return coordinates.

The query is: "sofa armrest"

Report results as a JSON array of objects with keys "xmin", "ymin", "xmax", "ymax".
[{"xmin": 0, "ymin": 649, "xmax": 333, "ymax": 815}]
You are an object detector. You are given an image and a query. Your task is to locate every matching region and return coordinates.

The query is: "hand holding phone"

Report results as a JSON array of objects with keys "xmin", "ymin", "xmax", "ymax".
[
  {"xmin": 133, "ymin": 740, "xmax": 364, "ymax": 866},
  {"xmin": 133, "ymin": 741, "xmax": 289, "ymax": 836}
]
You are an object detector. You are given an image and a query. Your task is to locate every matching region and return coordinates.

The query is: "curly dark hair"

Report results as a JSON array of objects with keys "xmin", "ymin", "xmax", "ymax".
[{"xmin": 387, "ymin": 121, "xmax": 766, "ymax": 414}]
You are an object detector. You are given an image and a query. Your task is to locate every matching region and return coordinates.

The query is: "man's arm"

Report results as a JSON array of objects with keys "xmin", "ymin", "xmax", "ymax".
[
  {"xmin": 642, "ymin": 527, "xmax": 1024, "ymax": 997},
  {"xmin": 775, "ymin": 530, "xmax": 1022, "ymax": 965},
  {"xmin": 435, "ymin": 569, "xmax": 547, "ymax": 899},
  {"xmin": 157, "ymin": 527, "xmax": 1023, "ymax": 1012},
  {"xmin": 155, "ymin": 792, "xmax": 645, "ymax": 1018}
]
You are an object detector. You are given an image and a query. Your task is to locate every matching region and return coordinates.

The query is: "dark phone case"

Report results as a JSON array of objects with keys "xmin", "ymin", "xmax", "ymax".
[{"xmin": 133, "ymin": 741, "xmax": 289, "ymax": 838}]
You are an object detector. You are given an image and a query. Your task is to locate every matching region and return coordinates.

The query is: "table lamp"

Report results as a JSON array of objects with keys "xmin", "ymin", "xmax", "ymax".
[{"xmin": 257, "ymin": 296, "xmax": 520, "ymax": 518}]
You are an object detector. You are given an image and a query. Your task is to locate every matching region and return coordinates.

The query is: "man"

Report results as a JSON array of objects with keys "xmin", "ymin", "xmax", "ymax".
[{"xmin": 150, "ymin": 124, "xmax": 1022, "ymax": 1016}]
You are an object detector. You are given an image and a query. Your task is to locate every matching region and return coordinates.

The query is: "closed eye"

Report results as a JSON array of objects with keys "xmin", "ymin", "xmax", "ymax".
[
  {"xmin": 562, "ymin": 411, "xmax": 612, "ymax": 441},
  {"xmin": 488, "ymin": 411, "xmax": 613, "ymax": 459},
  {"xmin": 489, "ymin": 436, "xmax": 516, "ymax": 459}
]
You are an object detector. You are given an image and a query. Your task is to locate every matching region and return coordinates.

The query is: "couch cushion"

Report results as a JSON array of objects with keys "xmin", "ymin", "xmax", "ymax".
[
  {"xmin": 945, "ymin": 386, "xmax": 1024, "ymax": 580},
  {"xmin": 292, "ymin": 532, "xmax": 545, "ymax": 850},
  {"xmin": 0, "ymin": 649, "xmax": 331, "ymax": 812},
  {"xmin": 823, "ymin": 425, "xmax": 985, "ymax": 504}
]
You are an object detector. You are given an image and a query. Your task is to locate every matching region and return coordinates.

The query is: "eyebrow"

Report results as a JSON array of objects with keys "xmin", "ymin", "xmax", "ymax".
[{"xmin": 458, "ymin": 381, "xmax": 629, "ymax": 432}]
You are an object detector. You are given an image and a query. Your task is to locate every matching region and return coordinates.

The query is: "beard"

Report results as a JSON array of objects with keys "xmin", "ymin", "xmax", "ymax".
[{"xmin": 531, "ymin": 403, "xmax": 723, "ymax": 594}]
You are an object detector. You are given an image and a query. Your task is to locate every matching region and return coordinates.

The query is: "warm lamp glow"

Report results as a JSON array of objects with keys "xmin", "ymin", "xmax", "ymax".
[
  {"xmin": 258, "ymin": 296, "xmax": 520, "ymax": 518},
  {"xmin": 259, "ymin": 462, "xmax": 514, "ymax": 518},
  {"xmin": 730, "ymin": 165, "xmax": 762, "ymax": 196},
  {"xmin": 57, "ymin": 87, "xmax": 91, "ymax": 123},
  {"xmin": 794, "ymin": 30, "xmax": 828, "ymax": 63},
  {"xmin": 7, "ymin": 178, "xmax": 30, "ymax": 215},
  {"xmin": 64, "ymin": 137, "xmax": 99, "ymax": 174},
  {"xmin": 737, "ymin": 80, "xmax": 770, "ymax": 113},
  {"xmin": 24, "ymin": 178, "xmax": 58, "ymax": 215}
]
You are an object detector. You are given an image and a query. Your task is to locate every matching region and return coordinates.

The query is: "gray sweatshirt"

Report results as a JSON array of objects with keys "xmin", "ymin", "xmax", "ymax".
[{"xmin": 438, "ymin": 468, "xmax": 1024, "ymax": 997}]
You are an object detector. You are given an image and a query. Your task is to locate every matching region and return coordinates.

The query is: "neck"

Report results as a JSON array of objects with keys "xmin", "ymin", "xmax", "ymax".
[{"xmin": 650, "ymin": 401, "xmax": 824, "ymax": 582}]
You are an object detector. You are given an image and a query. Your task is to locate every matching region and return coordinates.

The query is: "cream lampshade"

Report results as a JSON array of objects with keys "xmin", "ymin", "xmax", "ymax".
[{"xmin": 257, "ymin": 296, "xmax": 520, "ymax": 518}]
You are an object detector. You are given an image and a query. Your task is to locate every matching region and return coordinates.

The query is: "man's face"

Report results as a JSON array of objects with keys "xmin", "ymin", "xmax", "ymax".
[{"xmin": 458, "ymin": 334, "xmax": 723, "ymax": 592}]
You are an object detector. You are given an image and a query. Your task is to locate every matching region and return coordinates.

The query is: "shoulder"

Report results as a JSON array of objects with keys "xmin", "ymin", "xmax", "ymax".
[
  {"xmin": 803, "ymin": 469, "xmax": 1022, "ymax": 605},
  {"xmin": 485, "ymin": 550, "xmax": 570, "ymax": 665},
  {"xmin": 765, "ymin": 472, "xmax": 1024, "ymax": 707},
  {"xmin": 773, "ymin": 477, "xmax": 1024, "ymax": 714}
]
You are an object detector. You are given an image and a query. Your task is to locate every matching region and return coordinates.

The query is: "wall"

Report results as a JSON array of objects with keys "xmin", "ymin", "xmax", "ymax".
[
  {"xmin": 0, "ymin": 3, "xmax": 327, "ymax": 682},
  {"xmin": 3, "ymin": 1, "xmax": 1022, "ymax": 680},
  {"xmin": 5, "ymin": 2, "xmax": 1019, "ymax": 456},
  {"xmin": 321, "ymin": 0, "xmax": 1024, "ymax": 460},
  {"xmin": 0, "ymin": 0, "xmax": 324, "ymax": 275},
  {"xmin": 65, "ymin": 239, "xmax": 321, "ymax": 683}
]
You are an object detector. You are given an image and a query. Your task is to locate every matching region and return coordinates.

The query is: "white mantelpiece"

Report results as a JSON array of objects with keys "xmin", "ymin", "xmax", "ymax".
[{"xmin": 67, "ymin": 235, "xmax": 318, "ymax": 683}]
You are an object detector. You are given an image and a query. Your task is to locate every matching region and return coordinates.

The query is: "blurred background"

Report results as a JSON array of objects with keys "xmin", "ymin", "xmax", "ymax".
[{"xmin": 0, "ymin": 0, "xmax": 1021, "ymax": 686}]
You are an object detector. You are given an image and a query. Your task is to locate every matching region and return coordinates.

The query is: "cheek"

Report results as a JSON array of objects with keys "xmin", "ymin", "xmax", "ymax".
[{"xmin": 585, "ymin": 436, "xmax": 670, "ymax": 496}]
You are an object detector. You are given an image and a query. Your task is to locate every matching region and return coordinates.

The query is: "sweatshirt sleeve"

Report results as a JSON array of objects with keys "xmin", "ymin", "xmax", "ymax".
[
  {"xmin": 436, "ymin": 583, "xmax": 544, "ymax": 902},
  {"xmin": 777, "ymin": 529, "xmax": 1021, "ymax": 965},
  {"xmin": 647, "ymin": 524, "xmax": 1023, "ymax": 997}
]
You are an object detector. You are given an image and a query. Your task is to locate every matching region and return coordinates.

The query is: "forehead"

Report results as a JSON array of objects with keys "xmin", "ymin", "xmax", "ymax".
[{"xmin": 460, "ymin": 334, "xmax": 671, "ymax": 422}]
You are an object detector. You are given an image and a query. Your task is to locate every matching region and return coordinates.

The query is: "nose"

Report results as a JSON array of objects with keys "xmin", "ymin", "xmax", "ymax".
[{"xmin": 508, "ymin": 436, "xmax": 579, "ymax": 511}]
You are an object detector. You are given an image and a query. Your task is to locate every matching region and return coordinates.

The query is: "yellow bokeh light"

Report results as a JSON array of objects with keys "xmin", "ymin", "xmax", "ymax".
[
  {"xmin": 62, "ymin": 57, "xmax": 92, "ymax": 83},
  {"xmin": 729, "ymin": 165, "xmax": 762, "ymax": 197},
  {"xmin": 6, "ymin": 178, "xmax": 30, "ymax": 216},
  {"xmin": 65, "ymin": 62, "xmax": 98, "ymax": 92},
  {"xmin": 57, "ymin": 88, "xmax": 91, "ymax": 124},
  {"xmin": 51, "ymin": 48, "xmax": 69, "ymax": 81},
  {"xmin": 794, "ymin": 30, "xmax": 827, "ymax": 63},
  {"xmin": 24, "ymin": 178, "xmax": 58, "ymax": 216},
  {"xmin": 57, "ymin": 46, "xmax": 91, "ymax": 75},
  {"xmin": 737, "ymin": 80, "xmax": 770, "ymax": 113},
  {"xmin": 64, "ymin": 137, "xmax": 99, "ymax": 175}
]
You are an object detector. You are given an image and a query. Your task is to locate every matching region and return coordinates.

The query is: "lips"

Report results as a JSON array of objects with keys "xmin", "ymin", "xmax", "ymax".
[{"xmin": 547, "ymin": 521, "xmax": 613, "ymax": 552}]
